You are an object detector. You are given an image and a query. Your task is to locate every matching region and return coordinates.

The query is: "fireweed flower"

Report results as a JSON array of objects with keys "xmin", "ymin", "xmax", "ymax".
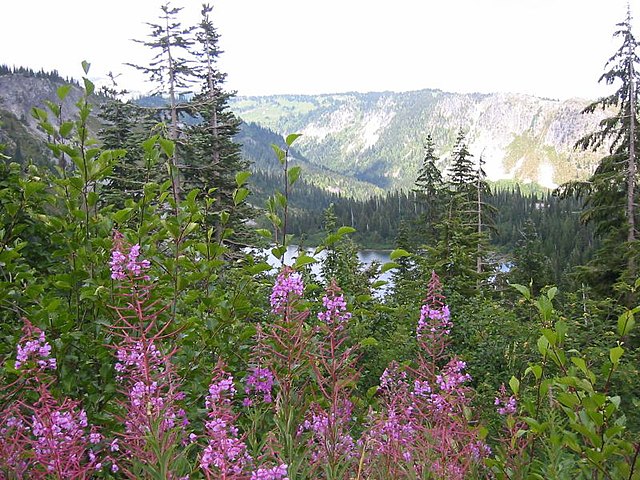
[
  {"xmin": 300, "ymin": 400, "xmax": 356, "ymax": 463},
  {"xmin": 200, "ymin": 365, "xmax": 252, "ymax": 479},
  {"xmin": 27, "ymin": 387, "xmax": 102, "ymax": 477},
  {"xmin": 362, "ymin": 363, "xmax": 417, "ymax": 463},
  {"xmin": 15, "ymin": 324, "xmax": 56, "ymax": 371},
  {"xmin": 416, "ymin": 303, "xmax": 452, "ymax": 339},
  {"xmin": 243, "ymin": 366, "xmax": 275, "ymax": 405},
  {"xmin": 110, "ymin": 230, "xmax": 151, "ymax": 281},
  {"xmin": 250, "ymin": 463, "xmax": 289, "ymax": 480},
  {"xmin": 495, "ymin": 384, "xmax": 517, "ymax": 416},
  {"xmin": 270, "ymin": 267, "xmax": 304, "ymax": 314},
  {"xmin": 317, "ymin": 291, "xmax": 351, "ymax": 329}
]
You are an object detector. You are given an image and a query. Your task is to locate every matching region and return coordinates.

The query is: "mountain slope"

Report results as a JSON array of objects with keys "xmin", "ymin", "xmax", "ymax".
[{"xmin": 230, "ymin": 90, "xmax": 608, "ymax": 190}]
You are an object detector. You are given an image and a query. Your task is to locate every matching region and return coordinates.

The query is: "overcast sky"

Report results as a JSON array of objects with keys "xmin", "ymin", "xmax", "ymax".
[{"xmin": 2, "ymin": 0, "xmax": 638, "ymax": 100}]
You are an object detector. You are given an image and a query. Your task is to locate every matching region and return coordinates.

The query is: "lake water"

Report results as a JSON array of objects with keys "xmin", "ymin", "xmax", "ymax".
[{"xmin": 252, "ymin": 245, "xmax": 394, "ymax": 296}]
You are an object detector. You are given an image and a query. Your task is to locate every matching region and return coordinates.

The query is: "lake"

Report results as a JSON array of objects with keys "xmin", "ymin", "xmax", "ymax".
[{"xmin": 252, "ymin": 245, "xmax": 394, "ymax": 296}]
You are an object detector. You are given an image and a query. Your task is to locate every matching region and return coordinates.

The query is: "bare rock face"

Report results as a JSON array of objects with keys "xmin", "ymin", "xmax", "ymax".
[
  {"xmin": 231, "ymin": 90, "xmax": 610, "ymax": 190},
  {"xmin": 1, "ymin": 70, "xmax": 611, "ymax": 191},
  {"xmin": 0, "ymin": 75, "xmax": 86, "ymax": 135},
  {"xmin": 0, "ymin": 73, "xmax": 105, "ymax": 163}
]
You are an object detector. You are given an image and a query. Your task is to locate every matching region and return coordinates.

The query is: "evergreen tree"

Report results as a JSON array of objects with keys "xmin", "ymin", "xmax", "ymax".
[
  {"xmin": 446, "ymin": 129, "xmax": 477, "ymax": 194},
  {"xmin": 99, "ymin": 82, "xmax": 156, "ymax": 203},
  {"xmin": 559, "ymin": 8, "xmax": 640, "ymax": 298},
  {"xmin": 428, "ymin": 130, "xmax": 495, "ymax": 292},
  {"xmin": 183, "ymin": 3, "xmax": 253, "ymax": 244},
  {"xmin": 509, "ymin": 218, "xmax": 552, "ymax": 295},
  {"xmin": 412, "ymin": 134, "xmax": 445, "ymax": 243},
  {"xmin": 127, "ymin": 2, "xmax": 195, "ymax": 202}
]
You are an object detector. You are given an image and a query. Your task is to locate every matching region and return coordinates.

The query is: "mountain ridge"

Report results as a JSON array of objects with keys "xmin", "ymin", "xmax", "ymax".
[
  {"xmin": 230, "ymin": 88, "xmax": 609, "ymax": 190},
  {"xmin": 0, "ymin": 68, "xmax": 609, "ymax": 195}
]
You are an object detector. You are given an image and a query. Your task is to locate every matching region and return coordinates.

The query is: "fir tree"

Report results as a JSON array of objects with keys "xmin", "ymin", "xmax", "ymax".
[
  {"xmin": 127, "ymin": 2, "xmax": 195, "ymax": 203},
  {"xmin": 559, "ymin": 8, "xmax": 640, "ymax": 298},
  {"xmin": 412, "ymin": 134, "xmax": 445, "ymax": 243},
  {"xmin": 183, "ymin": 3, "xmax": 253, "ymax": 244}
]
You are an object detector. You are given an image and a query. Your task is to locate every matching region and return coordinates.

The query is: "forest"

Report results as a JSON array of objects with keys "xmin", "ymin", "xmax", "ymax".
[{"xmin": 1, "ymin": 3, "xmax": 640, "ymax": 479}]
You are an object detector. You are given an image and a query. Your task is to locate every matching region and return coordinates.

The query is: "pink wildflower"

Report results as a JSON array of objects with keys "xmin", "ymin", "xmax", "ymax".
[
  {"xmin": 15, "ymin": 325, "xmax": 56, "ymax": 371},
  {"xmin": 495, "ymin": 384, "xmax": 518, "ymax": 416},
  {"xmin": 270, "ymin": 267, "xmax": 304, "ymax": 314},
  {"xmin": 110, "ymin": 231, "xmax": 151, "ymax": 281},
  {"xmin": 244, "ymin": 366, "xmax": 275, "ymax": 405},
  {"xmin": 250, "ymin": 464, "xmax": 289, "ymax": 480}
]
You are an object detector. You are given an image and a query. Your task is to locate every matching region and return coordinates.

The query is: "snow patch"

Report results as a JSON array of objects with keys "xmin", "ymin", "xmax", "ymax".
[
  {"xmin": 360, "ymin": 110, "xmax": 396, "ymax": 151},
  {"xmin": 538, "ymin": 163, "xmax": 557, "ymax": 189}
]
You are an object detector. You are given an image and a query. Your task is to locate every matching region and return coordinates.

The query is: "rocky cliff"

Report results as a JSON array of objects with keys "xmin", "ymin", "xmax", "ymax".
[{"xmin": 231, "ymin": 90, "xmax": 609, "ymax": 190}]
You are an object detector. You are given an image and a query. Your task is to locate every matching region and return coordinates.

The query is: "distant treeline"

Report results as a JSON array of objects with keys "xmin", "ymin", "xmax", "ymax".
[
  {"xmin": 249, "ymin": 167, "xmax": 595, "ymax": 285},
  {"xmin": 0, "ymin": 64, "xmax": 78, "ymax": 85}
]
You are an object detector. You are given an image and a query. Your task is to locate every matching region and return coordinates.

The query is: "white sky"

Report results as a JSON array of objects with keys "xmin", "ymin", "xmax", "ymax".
[{"xmin": 2, "ymin": 0, "xmax": 638, "ymax": 100}]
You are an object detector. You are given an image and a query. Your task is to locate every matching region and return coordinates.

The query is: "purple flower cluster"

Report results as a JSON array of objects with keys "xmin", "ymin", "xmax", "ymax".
[
  {"xmin": 436, "ymin": 359, "xmax": 472, "ymax": 393},
  {"xmin": 270, "ymin": 267, "xmax": 304, "ymax": 314},
  {"xmin": 317, "ymin": 292, "xmax": 351, "ymax": 329},
  {"xmin": 28, "ymin": 389, "xmax": 103, "ymax": 476},
  {"xmin": 200, "ymin": 367, "xmax": 252, "ymax": 479},
  {"xmin": 243, "ymin": 367, "xmax": 275, "ymax": 406},
  {"xmin": 206, "ymin": 375, "xmax": 236, "ymax": 407},
  {"xmin": 110, "ymin": 231, "xmax": 151, "ymax": 281},
  {"xmin": 379, "ymin": 362, "xmax": 408, "ymax": 393},
  {"xmin": 364, "ymin": 365, "xmax": 417, "ymax": 463},
  {"xmin": 112, "ymin": 336, "xmax": 190, "ymax": 462},
  {"xmin": 416, "ymin": 304, "xmax": 451, "ymax": 339},
  {"xmin": 301, "ymin": 401, "xmax": 355, "ymax": 463},
  {"xmin": 115, "ymin": 341, "xmax": 161, "ymax": 377},
  {"xmin": 495, "ymin": 384, "xmax": 517, "ymax": 416},
  {"xmin": 250, "ymin": 464, "xmax": 289, "ymax": 480},
  {"xmin": 15, "ymin": 329, "xmax": 56, "ymax": 371},
  {"xmin": 360, "ymin": 274, "xmax": 490, "ymax": 478}
]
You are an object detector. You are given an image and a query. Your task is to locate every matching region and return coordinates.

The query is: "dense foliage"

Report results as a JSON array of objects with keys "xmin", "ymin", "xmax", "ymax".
[{"xmin": 1, "ymin": 3, "xmax": 640, "ymax": 479}]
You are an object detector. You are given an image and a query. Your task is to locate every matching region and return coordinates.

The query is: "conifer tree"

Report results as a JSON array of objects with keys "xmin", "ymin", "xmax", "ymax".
[
  {"xmin": 128, "ymin": 2, "xmax": 195, "ymax": 203},
  {"xmin": 427, "ymin": 130, "xmax": 495, "ymax": 292},
  {"xmin": 559, "ymin": 8, "xmax": 640, "ymax": 297},
  {"xmin": 412, "ymin": 134, "xmax": 445, "ymax": 242},
  {"xmin": 183, "ymin": 4, "xmax": 253, "ymax": 244},
  {"xmin": 99, "ymin": 82, "xmax": 156, "ymax": 203}
]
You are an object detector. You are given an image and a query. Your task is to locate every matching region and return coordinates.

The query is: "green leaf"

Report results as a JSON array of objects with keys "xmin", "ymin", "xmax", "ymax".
[
  {"xmin": 81, "ymin": 60, "xmax": 91, "ymax": 74},
  {"xmin": 555, "ymin": 320, "xmax": 568, "ymax": 343},
  {"xmin": 525, "ymin": 364, "xmax": 543, "ymax": 380},
  {"xmin": 288, "ymin": 165, "xmax": 301, "ymax": 185},
  {"xmin": 293, "ymin": 254, "xmax": 316, "ymax": 269},
  {"xmin": 360, "ymin": 337, "xmax": 379, "ymax": 347},
  {"xmin": 617, "ymin": 310, "xmax": 635, "ymax": 336},
  {"xmin": 366, "ymin": 386, "xmax": 379, "ymax": 399},
  {"xmin": 275, "ymin": 191, "xmax": 287, "ymax": 209},
  {"xmin": 510, "ymin": 283, "xmax": 531, "ymax": 300},
  {"xmin": 337, "ymin": 226, "xmax": 356, "ymax": 235},
  {"xmin": 271, "ymin": 144, "xmax": 286, "ymax": 164},
  {"xmin": 159, "ymin": 138, "xmax": 175, "ymax": 158},
  {"xmin": 509, "ymin": 376, "xmax": 520, "ymax": 395},
  {"xmin": 235, "ymin": 171, "xmax": 251, "ymax": 187},
  {"xmin": 56, "ymin": 85, "xmax": 72, "ymax": 101},
  {"xmin": 380, "ymin": 261, "xmax": 399, "ymax": 273},
  {"xmin": 255, "ymin": 229, "xmax": 272, "ymax": 238},
  {"xmin": 59, "ymin": 121, "xmax": 74, "ymax": 139},
  {"xmin": 271, "ymin": 245, "xmax": 286, "ymax": 260},
  {"xmin": 233, "ymin": 187, "xmax": 249, "ymax": 206},
  {"xmin": 285, "ymin": 133, "xmax": 302, "ymax": 146},
  {"xmin": 557, "ymin": 392, "xmax": 580, "ymax": 408},
  {"xmin": 546, "ymin": 286, "xmax": 558, "ymax": 301},
  {"xmin": 609, "ymin": 346, "xmax": 624, "ymax": 365},
  {"xmin": 83, "ymin": 77, "xmax": 95, "ymax": 95},
  {"xmin": 390, "ymin": 248, "xmax": 411, "ymax": 260},
  {"xmin": 537, "ymin": 335, "xmax": 550, "ymax": 356}
]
